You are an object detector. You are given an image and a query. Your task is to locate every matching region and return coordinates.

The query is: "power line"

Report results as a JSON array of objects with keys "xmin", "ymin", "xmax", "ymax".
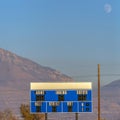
[{"xmin": 72, "ymin": 73, "xmax": 120, "ymax": 78}]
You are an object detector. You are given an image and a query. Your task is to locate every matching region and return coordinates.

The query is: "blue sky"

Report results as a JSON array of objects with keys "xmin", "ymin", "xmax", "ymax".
[{"xmin": 0, "ymin": 0, "xmax": 120, "ymax": 86}]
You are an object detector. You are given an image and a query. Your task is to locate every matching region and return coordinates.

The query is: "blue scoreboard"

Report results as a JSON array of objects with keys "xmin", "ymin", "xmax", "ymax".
[{"xmin": 30, "ymin": 82, "xmax": 92, "ymax": 113}]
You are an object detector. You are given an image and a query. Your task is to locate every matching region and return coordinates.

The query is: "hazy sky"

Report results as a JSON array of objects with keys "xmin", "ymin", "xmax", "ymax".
[{"xmin": 0, "ymin": 0, "xmax": 120, "ymax": 86}]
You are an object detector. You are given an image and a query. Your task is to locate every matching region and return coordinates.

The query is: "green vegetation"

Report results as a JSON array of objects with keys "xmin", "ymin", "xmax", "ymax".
[{"xmin": 20, "ymin": 104, "xmax": 44, "ymax": 120}]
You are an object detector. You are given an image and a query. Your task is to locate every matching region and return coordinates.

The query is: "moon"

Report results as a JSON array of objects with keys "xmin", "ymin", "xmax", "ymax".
[{"xmin": 104, "ymin": 3, "xmax": 112, "ymax": 14}]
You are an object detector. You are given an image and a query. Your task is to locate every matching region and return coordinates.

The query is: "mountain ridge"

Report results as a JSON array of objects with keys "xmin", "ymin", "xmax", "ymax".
[
  {"xmin": 0, "ymin": 48, "xmax": 120, "ymax": 120},
  {"xmin": 0, "ymin": 48, "xmax": 63, "ymax": 74},
  {"xmin": 0, "ymin": 48, "xmax": 73, "ymax": 88},
  {"xmin": 0, "ymin": 48, "xmax": 73, "ymax": 115}
]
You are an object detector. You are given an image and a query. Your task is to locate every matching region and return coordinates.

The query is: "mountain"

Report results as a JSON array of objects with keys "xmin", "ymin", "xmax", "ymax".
[
  {"xmin": 93, "ymin": 80, "xmax": 120, "ymax": 120},
  {"xmin": 0, "ymin": 48, "xmax": 73, "ymax": 116},
  {"xmin": 0, "ymin": 48, "xmax": 120, "ymax": 120},
  {"xmin": 101, "ymin": 79, "xmax": 120, "ymax": 104},
  {"xmin": 103, "ymin": 79, "xmax": 120, "ymax": 89},
  {"xmin": 0, "ymin": 48, "xmax": 73, "ymax": 87}
]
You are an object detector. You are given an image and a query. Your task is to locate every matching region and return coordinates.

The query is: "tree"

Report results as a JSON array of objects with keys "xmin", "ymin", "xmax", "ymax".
[{"xmin": 20, "ymin": 104, "xmax": 44, "ymax": 120}]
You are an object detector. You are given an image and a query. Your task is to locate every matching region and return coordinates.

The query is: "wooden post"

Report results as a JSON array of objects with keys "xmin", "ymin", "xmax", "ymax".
[
  {"xmin": 75, "ymin": 113, "xmax": 78, "ymax": 120},
  {"xmin": 45, "ymin": 113, "xmax": 47, "ymax": 120},
  {"xmin": 98, "ymin": 64, "xmax": 101, "ymax": 120}
]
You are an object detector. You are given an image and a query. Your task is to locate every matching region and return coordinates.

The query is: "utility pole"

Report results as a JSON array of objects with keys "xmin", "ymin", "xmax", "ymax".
[{"xmin": 98, "ymin": 64, "xmax": 101, "ymax": 120}]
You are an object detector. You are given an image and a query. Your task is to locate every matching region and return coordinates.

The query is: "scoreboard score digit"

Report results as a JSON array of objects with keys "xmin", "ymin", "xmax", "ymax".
[{"xmin": 30, "ymin": 82, "xmax": 92, "ymax": 113}]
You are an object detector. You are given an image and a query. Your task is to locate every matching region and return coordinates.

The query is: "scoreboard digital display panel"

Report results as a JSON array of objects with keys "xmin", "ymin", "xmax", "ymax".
[{"xmin": 30, "ymin": 82, "xmax": 92, "ymax": 113}]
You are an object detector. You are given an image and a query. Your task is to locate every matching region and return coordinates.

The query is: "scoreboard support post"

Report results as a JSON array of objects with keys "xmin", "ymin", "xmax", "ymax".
[
  {"xmin": 75, "ymin": 113, "xmax": 78, "ymax": 120},
  {"xmin": 45, "ymin": 113, "xmax": 47, "ymax": 120}
]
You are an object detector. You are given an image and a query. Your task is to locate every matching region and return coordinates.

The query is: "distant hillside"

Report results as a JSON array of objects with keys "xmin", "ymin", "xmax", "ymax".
[
  {"xmin": 0, "ymin": 48, "xmax": 73, "ymax": 116},
  {"xmin": 101, "ymin": 79, "xmax": 120, "ymax": 104},
  {"xmin": 0, "ymin": 48, "xmax": 73, "ymax": 88},
  {"xmin": 0, "ymin": 48, "xmax": 120, "ymax": 120},
  {"xmin": 103, "ymin": 79, "xmax": 120, "ymax": 89},
  {"xmin": 93, "ymin": 79, "xmax": 120, "ymax": 120}
]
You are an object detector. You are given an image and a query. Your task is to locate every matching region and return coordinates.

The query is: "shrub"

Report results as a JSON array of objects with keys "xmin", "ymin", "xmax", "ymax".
[
  {"xmin": 20, "ymin": 104, "xmax": 44, "ymax": 120},
  {"xmin": 0, "ymin": 109, "xmax": 17, "ymax": 120}
]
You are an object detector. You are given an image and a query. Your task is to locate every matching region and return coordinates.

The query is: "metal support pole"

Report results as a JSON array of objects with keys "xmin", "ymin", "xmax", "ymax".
[
  {"xmin": 75, "ymin": 113, "xmax": 78, "ymax": 120},
  {"xmin": 98, "ymin": 64, "xmax": 101, "ymax": 120},
  {"xmin": 45, "ymin": 113, "xmax": 47, "ymax": 120}
]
